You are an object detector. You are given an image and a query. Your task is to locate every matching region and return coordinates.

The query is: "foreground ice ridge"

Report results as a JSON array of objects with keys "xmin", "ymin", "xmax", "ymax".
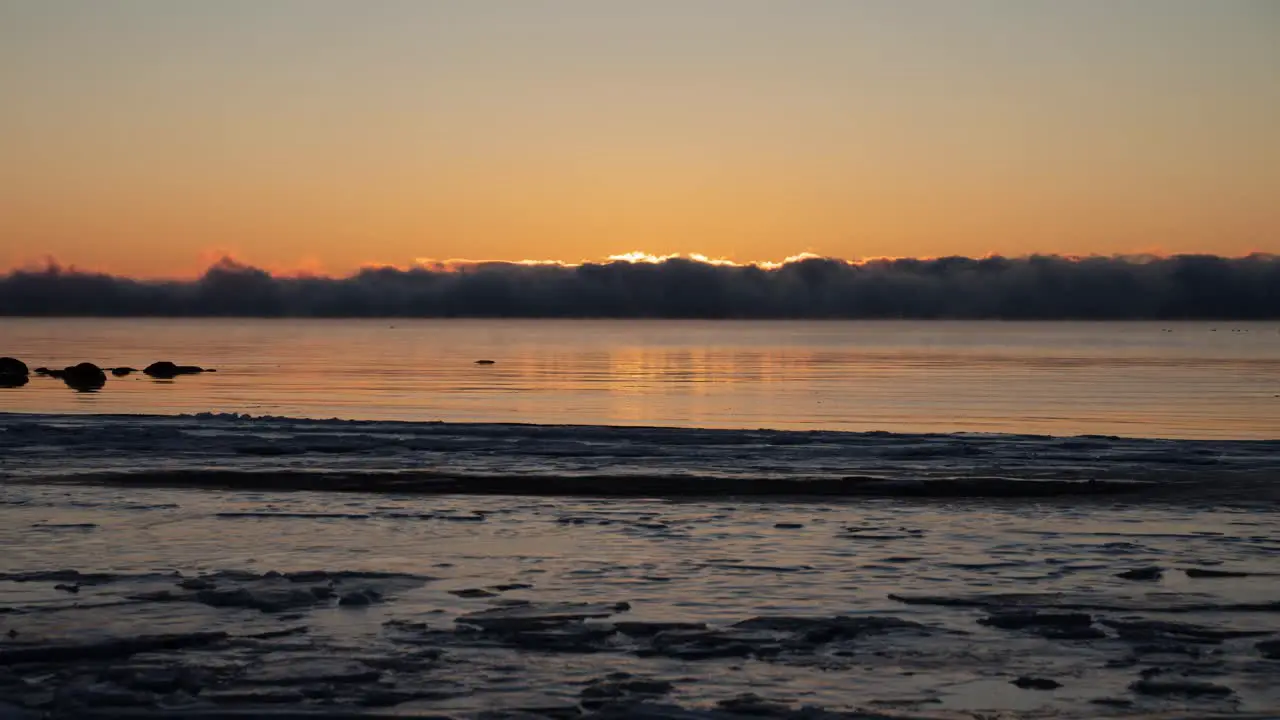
[{"xmin": 2, "ymin": 412, "xmax": 1279, "ymax": 502}]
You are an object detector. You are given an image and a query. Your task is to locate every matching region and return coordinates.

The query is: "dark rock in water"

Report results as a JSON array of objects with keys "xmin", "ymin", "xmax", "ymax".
[
  {"xmin": 1013, "ymin": 676, "xmax": 1062, "ymax": 690},
  {"xmin": 32, "ymin": 367, "xmax": 51, "ymax": 376},
  {"xmin": 0, "ymin": 631, "xmax": 226, "ymax": 665},
  {"xmin": 0, "ymin": 374, "xmax": 26, "ymax": 389},
  {"xmin": 0, "ymin": 356, "xmax": 28, "ymax": 386},
  {"xmin": 52, "ymin": 583, "xmax": 79, "ymax": 594},
  {"xmin": 1185, "ymin": 567, "xmax": 1252, "ymax": 579},
  {"xmin": 773, "ymin": 523, "xmax": 804, "ymax": 529},
  {"xmin": 60, "ymin": 362, "xmax": 107, "ymax": 391},
  {"xmin": 475, "ymin": 359, "xmax": 496, "ymax": 365},
  {"xmin": 110, "ymin": 367, "xmax": 137, "ymax": 377},
  {"xmin": 144, "ymin": 361, "xmax": 211, "ymax": 379},
  {"xmin": 1256, "ymin": 639, "xmax": 1280, "ymax": 659},
  {"xmin": 490, "ymin": 582, "xmax": 533, "ymax": 592},
  {"xmin": 0, "ymin": 358, "xmax": 28, "ymax": 376},
  {"xmin": 1129, "ymin": 678, "xmax": 1233, "ymax": 697},
  {"xmin": 1116, "ymin": 566, "xmax": 1163, "ymax": 581}
]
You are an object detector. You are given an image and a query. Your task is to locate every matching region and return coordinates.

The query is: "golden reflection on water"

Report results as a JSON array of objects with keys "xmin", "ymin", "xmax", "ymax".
[{"xmin": 1, "ymin": 318, "xmax": 1278, "ymax": 439}]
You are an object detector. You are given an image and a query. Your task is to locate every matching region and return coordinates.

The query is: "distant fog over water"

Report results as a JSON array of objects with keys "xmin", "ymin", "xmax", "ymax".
[{"xmin": 3, "ymin": 253, "xmax": 1279, "ymax": 319}]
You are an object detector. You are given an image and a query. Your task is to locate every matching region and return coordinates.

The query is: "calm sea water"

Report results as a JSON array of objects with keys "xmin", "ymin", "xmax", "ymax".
[{"xmin": 2, "ymin": 318, "xmax": 1278, "ymax": 439}]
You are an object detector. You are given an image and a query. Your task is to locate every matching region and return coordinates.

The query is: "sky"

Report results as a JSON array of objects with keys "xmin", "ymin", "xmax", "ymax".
[{"xmin": 1, "ymin": 0, "xmax": 1278, "ymax": 277}]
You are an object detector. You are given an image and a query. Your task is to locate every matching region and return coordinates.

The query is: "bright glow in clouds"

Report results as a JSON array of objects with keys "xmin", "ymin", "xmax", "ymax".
[{"xmin": 409, "ymin": 251, "xmax": 856, "ymax": 273}]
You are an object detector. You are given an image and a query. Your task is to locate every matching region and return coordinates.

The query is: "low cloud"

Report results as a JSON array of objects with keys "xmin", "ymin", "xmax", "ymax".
[{"xmin": 2, "ymin": 253, "xmax": 1278, "ymax": 319}]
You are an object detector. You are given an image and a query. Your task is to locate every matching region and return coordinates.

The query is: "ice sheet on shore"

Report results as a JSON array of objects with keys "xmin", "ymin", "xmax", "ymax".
[
  {"xmin": 1, "ymin": 564, "xmax": 1278, "ymax": 718},
  {"xmin": 1, "ymin": 465, "xmax": 1279, "ymax": 718}
]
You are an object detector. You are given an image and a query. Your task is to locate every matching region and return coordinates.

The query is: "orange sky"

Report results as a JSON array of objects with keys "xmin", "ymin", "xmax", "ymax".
[{"xmin": 2, "ymin": 1, "xmax": 1277, "ymax": 277}]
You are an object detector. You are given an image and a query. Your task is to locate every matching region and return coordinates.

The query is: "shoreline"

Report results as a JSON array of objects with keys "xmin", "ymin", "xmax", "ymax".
[
  {"xmin": 4, "ymin": 411, "xmax": 1278, "ymax": 504},
  {"xmin": 0, "ymin": 471, "xmax": 1219, "ymax": 502},
  {"xmin": 5, "ymin": 409, "xmax": 1280, "ymax": 444}
]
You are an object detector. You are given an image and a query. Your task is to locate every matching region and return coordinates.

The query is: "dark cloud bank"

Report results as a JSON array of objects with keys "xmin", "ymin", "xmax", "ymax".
[{"xmin": 2, "ymin": 254, "xmax": 1278, "ymax": 319}]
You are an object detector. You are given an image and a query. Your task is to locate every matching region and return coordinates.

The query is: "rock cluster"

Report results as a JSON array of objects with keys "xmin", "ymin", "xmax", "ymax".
[{"xmin": 6, "ymin": 358, "xmax": 215, "ymax": 391}]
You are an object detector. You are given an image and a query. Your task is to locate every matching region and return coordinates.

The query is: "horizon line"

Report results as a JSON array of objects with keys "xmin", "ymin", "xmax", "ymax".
[{"xmin": 7, "ymin": 249, "xmax": 1277, "ymax": 282}]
